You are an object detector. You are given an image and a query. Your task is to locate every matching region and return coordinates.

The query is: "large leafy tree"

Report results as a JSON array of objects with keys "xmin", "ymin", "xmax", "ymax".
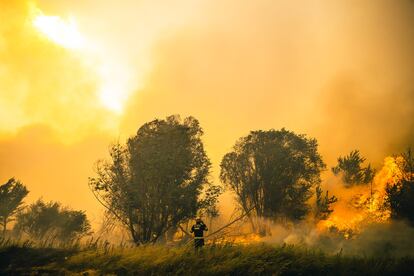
[
  {"xmin": 220, "ymin": 128, "xmax": 325, "ymax": 226},
  {"xmin": 332, "ymin": 150, "xmax": 375, "ymax": 187},
  {"xmin": 386, "ymin": 149, "xmax": 414, "ymax": 224},
  {"xmin": 0, "ymin": 178, "xmax": 29, "ymax": 236},
  {"xmin": 14, "ymin": 199, "xmax": 91, "ymax": 243},
  {"xmin": 89, "ymin": 115, "xmax": 216, "ymax": 245}
]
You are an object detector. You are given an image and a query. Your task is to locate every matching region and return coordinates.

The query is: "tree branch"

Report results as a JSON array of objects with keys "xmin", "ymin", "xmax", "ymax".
[
  {"xmin": 206, "ymin": 205, "xmax": 255, "ymax": 238},
  {"xmin": 178, "ymin": 224, "xmax": 191, "ymax": 237}
]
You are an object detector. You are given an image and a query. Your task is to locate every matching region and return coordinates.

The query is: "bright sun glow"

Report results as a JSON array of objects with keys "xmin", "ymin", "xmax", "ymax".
[
  {"xmin": 33, "ymin": 14, "xmax": 85, "ymax": 50},
  {"xmin": 31, "ymin": 8, "xmax": 133, "ymax": 114}
]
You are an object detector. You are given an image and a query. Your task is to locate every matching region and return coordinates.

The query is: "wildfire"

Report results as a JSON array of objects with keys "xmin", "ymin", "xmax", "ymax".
[{"xmin": 318, "ymin": 156, "xmax": 403, "ymax": 237}]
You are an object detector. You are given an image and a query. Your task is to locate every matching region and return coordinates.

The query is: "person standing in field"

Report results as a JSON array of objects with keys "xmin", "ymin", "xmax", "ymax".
[{"xmin": 191, "ymin": 217, "xmax": 208, "ymax": 250}]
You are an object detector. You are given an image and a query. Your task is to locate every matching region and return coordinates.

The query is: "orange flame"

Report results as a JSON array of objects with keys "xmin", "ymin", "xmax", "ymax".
[{"xmin": 318, "ymin": 156, "xmax": 403, "ymax": 237}]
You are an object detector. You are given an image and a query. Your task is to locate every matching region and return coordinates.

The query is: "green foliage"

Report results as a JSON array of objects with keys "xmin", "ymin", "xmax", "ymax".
[
  {"xmin": 332, "ymin": 150, "xmax": 375, "ymax": 187},
  {"xmin": 315, "ymin": 184, "xmax": 338, "ymax": 220},
  {"xmin": 386, "ymin": 149, "xmax": 414, "ymax": 225},
  {"xmin": 220, "ymin": 128, "xmax": 326, "ymax": 221},
  {"xmin": 0, "ymin": 178, "xmax": 29, "ymax": 236},
  {"xmin": 89, "ymin": 115, "xmax": 215, "ymax": 244},
  {"xmin": 13, "ymin": 199, "xmax": 91, "ymax": 243},
  {"xmin": 198, "ymin": 184, "xmax": 223, "ymax": 219}
]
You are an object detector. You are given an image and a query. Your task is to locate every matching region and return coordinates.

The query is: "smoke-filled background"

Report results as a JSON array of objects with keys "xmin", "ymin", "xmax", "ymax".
[{"xmin": 1, "ymin": 0, "xmax": 414, "ymax": 226}]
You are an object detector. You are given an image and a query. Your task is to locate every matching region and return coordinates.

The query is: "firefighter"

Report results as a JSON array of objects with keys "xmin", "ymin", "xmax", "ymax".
[{"xmin": 190, "ymin": 217, "xmax": 208, "ymax": 250}]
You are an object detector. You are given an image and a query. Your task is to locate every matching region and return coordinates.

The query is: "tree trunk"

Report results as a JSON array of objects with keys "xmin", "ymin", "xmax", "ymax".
[
  {"xmin": 127, "ymin": 217, "xmax": 140, "ymax": 245},
  {"xmin": 2, "ymin": 217, "xmax": 7, "ymax": 237},
  {"xmin": 246, "ymin": 211, "xmax": 257, "ymax": 233}
]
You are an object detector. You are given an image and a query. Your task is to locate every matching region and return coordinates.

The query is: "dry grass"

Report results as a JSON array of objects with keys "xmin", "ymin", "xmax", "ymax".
[{"xmin": 1, "ymin": 239, "xmax": 413, "ymax": 275}]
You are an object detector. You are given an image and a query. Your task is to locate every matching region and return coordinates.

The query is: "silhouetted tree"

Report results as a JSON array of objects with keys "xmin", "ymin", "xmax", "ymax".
[
  {"xmin": 199, "ymin": 184, "xmax": 223, "ymax": 231},
  {"xmin": 385, "ymin": 149, "xmax": 414, "ymax": 225},
  {"xmin": 0, "ymin": 178, "xmax": 28, "ymax": 236},
  {"xmin": 14, "ymin": 199, "xmax": 91, "ymax": 243},
  {"xmin": 220, "ymin": 129, "xmax": 326, "ymax": 227},
  {"xmin": 332, "ymin": 150, "xmax": 375, "ymax": 187},
  {"xmin": 89, "ymin": 115, "xmax": 218, "ymax": 245},
  {"xmin": 314, "ymin": 184, "xmax": 337, "ymax": 220}
]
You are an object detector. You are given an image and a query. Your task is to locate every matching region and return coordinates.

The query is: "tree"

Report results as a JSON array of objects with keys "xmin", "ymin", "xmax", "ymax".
[
  {"xmin": 14, "ymin": 199, "xmax": 91, "ymax": 243},
  {"xmin": 385, "ymin": 149, "xmax": 414, "ymax": 224},
  {"xmin": 0, "ymin": 178, "xmax": 29, "ymax": 236},
  {"xmin": 198, "ymin": 184, "xmax": 223, "ymax": 231},
  {"xmin": 89, "ymin": 115, "xmax": 217, "ymax": 245},
  {"xmin": 332, "ymin": 150, "xmax": 375, "ymax": 187},
  {"xmin": 314, "ymin": 184, "xmax": 337, "ymax": 220},
  {"xmin": 220, "ymin": 128, "xmax": 326, "ymax": 227}
]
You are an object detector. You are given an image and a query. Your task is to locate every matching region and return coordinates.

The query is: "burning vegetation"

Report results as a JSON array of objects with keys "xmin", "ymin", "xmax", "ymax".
[
  {"xmin": 217, "ymin": 152, "xmax": 414, "ymax": 254},
  {"xmin": 1, "ymin": 115, "xmax": 414, "ymax": 275},
  {"xmin": 86, "ymin": 117, "xmax": 414, "ymax": 257},
  {"xmin": 318, "ymin": 155, "xmax": 400, "ymax": 238}
]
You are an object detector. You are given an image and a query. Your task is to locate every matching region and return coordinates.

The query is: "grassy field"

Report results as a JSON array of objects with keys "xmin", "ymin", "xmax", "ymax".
[{"xmin": 1, "ymin": 242, "xmax": 414, "ymax": 276}]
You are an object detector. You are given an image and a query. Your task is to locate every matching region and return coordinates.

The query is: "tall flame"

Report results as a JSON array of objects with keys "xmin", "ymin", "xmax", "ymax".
[{"xmin": 318, "ymin": 156, "xmax": 403, "ymax": 237}]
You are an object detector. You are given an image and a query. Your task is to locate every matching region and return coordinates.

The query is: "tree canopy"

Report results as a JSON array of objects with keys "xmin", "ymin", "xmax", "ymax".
[
  {"xmin": 314, "ymin": 184, "xmax": 337, "ymax": 220},
  {"xmin": 332, "ymin": 150, "xmax": 375, "ymax": 187},
  {"xmin": 0, "ymin": 178, "xmax": 28, "ymax": 236},
  {"xmin": 386, "ymin": 149, "xmax": 414, "ymax": 225},
  {"xmin": 220, "ymin": 128, "xmax": 325, "ymax": 224},
  {"xmin": 14, "ymin": 199, "xmax": 91, "ymax": 243},
  {"xmin": 89, "ymin": 115, "xmax": 218, "ymax": 244}
]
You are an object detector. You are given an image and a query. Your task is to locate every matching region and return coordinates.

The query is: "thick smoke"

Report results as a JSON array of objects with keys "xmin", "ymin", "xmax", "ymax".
[
  {"xmin": 1, "ymin": 0, "xmax": 414, "ymax": 246},
  {"xmin": 119, "ymin": 0, "xmax": 414, "ymax": 169},
  {"xmin": 218, "ymin": 155, "xmax": 414, "ymax": 257},
  {"xmin": 259, "ymin": 220, "xmax": 414, "ymax": 257}
]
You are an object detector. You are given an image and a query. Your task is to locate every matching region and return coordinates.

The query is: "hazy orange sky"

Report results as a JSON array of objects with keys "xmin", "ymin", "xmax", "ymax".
[{"xmin": 1, "ymin": 0, "xmax": 413, "ymax": 224}]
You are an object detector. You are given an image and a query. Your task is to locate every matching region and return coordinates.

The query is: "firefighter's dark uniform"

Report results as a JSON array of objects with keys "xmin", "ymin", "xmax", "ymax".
[{"xmin": 190, "ymin": 220, "xmax": 208, "ymax": 249}]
